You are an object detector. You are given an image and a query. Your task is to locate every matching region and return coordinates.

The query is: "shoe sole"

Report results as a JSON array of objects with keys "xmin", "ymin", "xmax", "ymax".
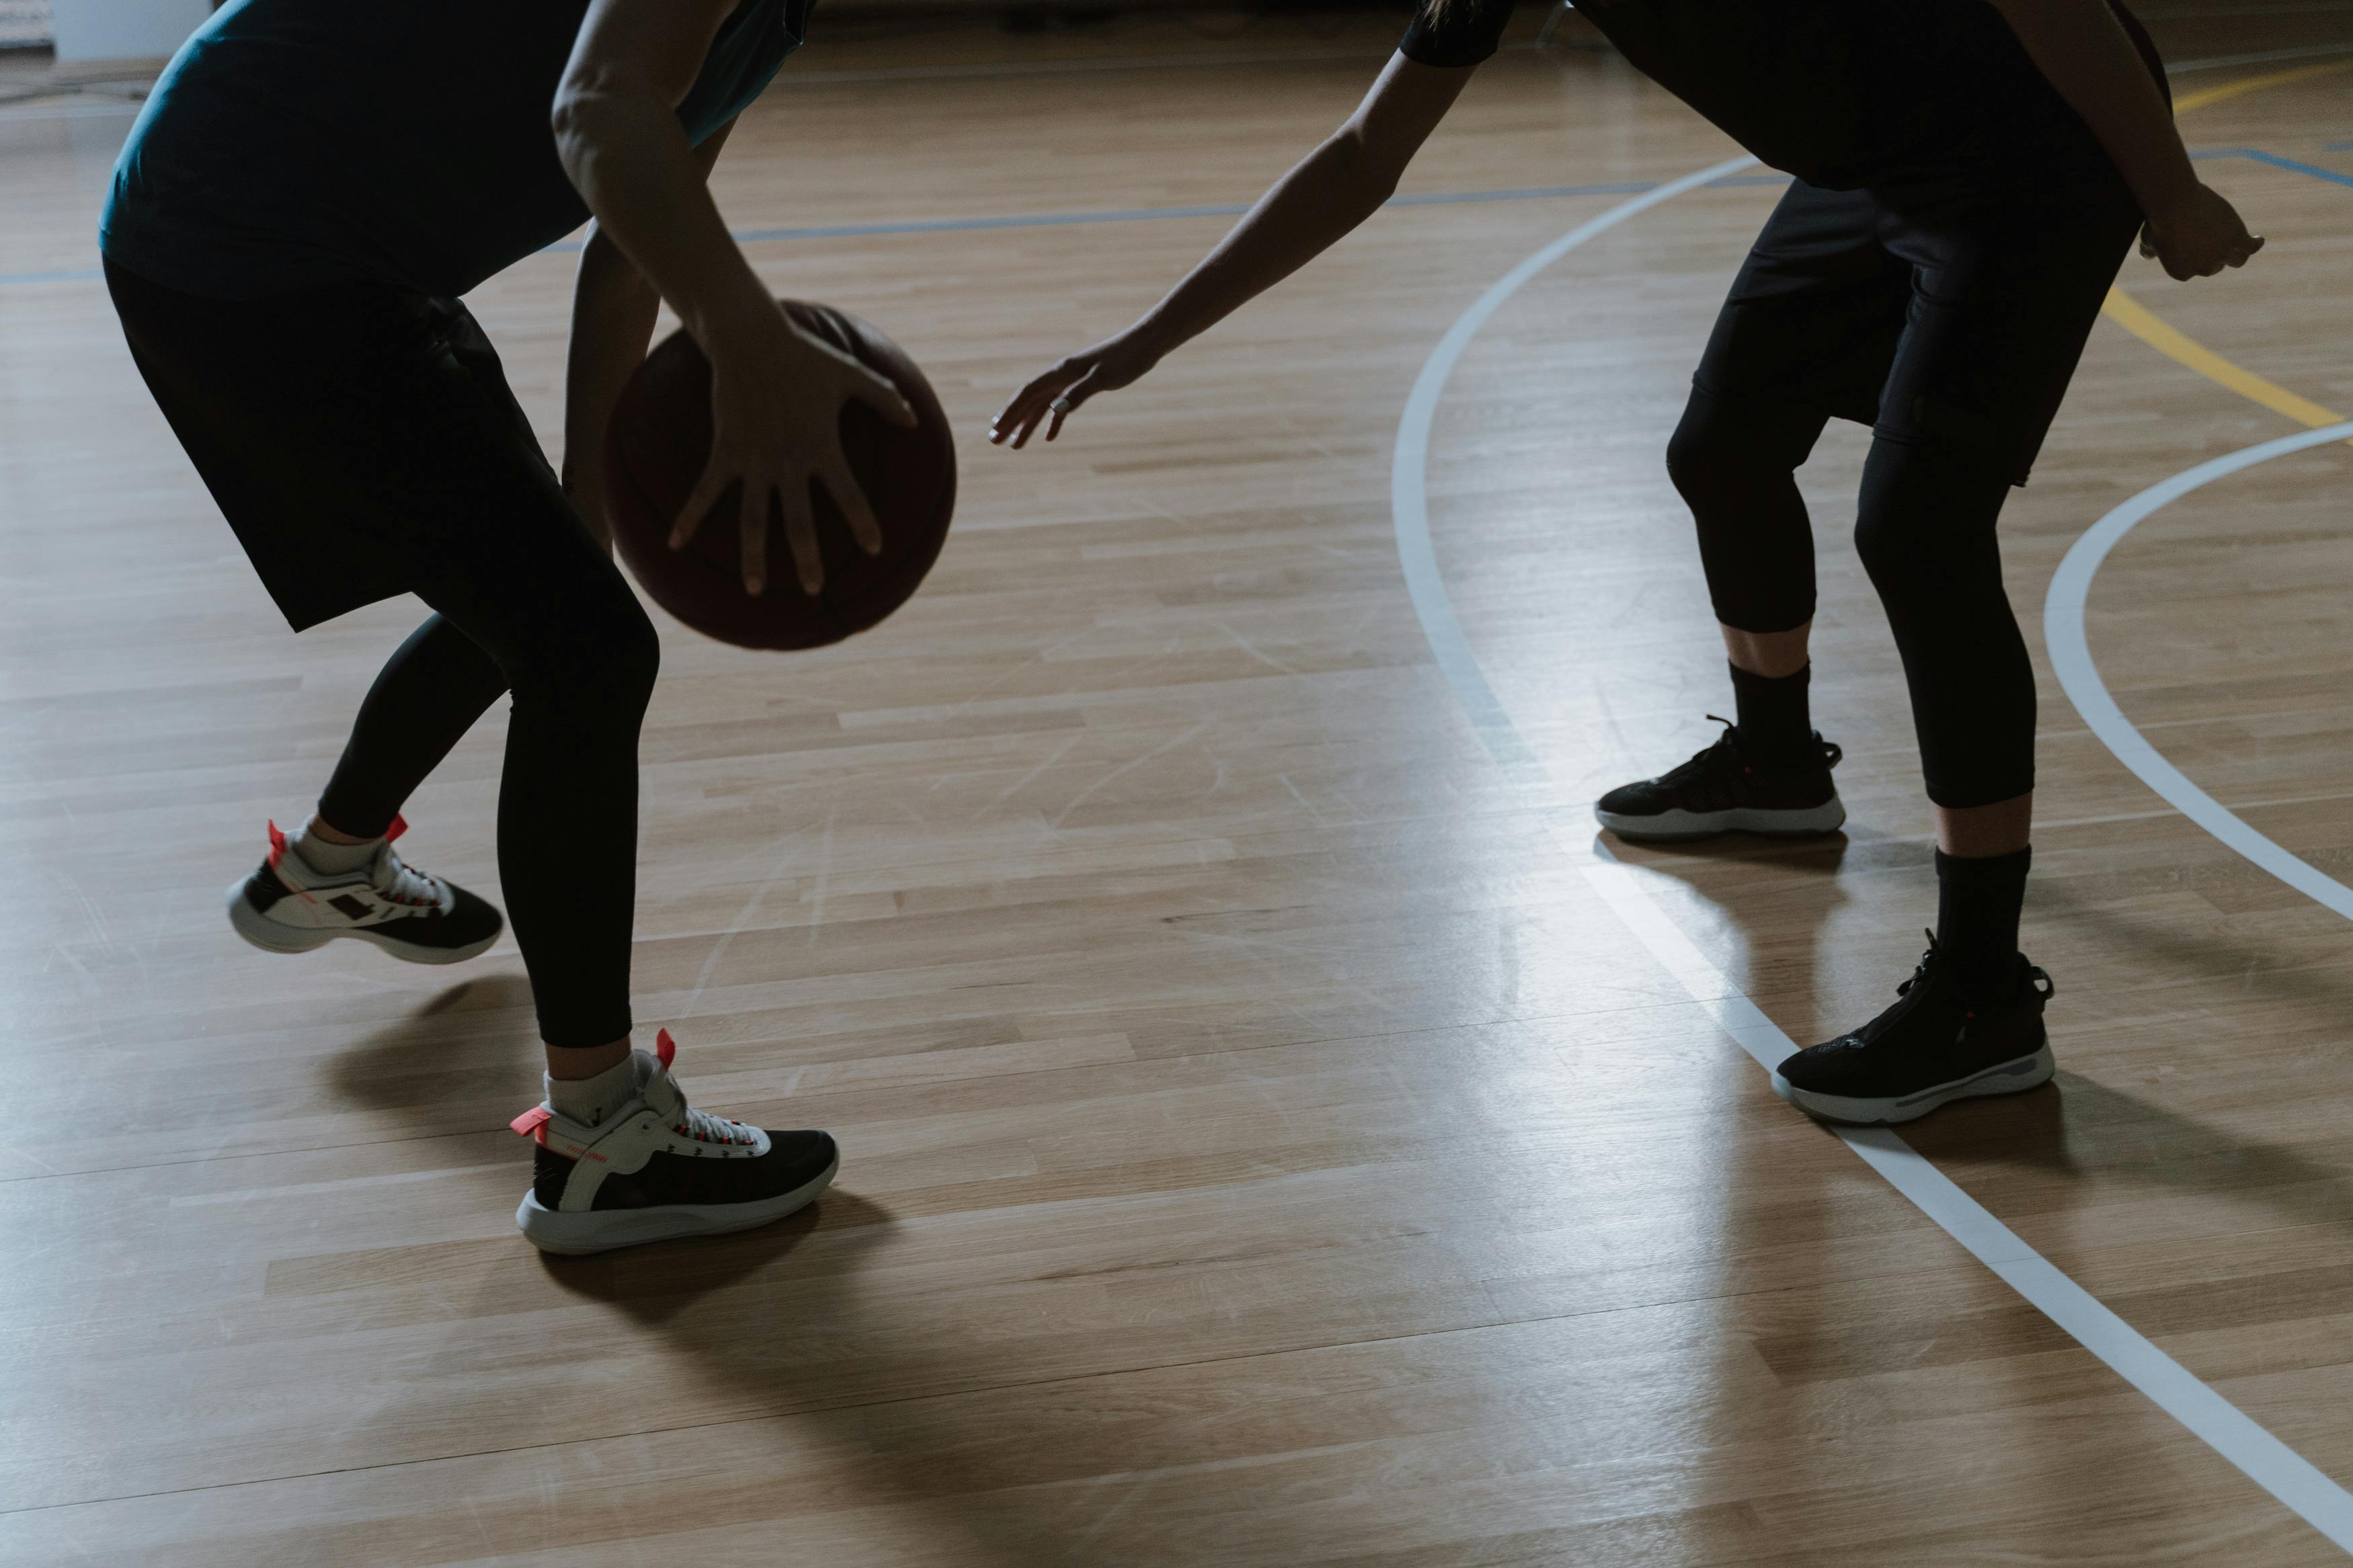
[
  {"xmin": 225, "ymin": 878, "xmax": 500, "ymax": 966},
  {"xmin": 514, "ymin": 1154, "xmax": 840, "ymax": 1255},
  {"xmin": 1771, "ymin": 1044, "xmax": 2055, "ymax": 1126},
  {"xmin": 1595, "ymin": 798, "xmax": 1847, "ymax": 841}
]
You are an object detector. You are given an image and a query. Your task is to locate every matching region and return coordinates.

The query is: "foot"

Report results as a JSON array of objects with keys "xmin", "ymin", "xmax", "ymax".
[
  {"xmin": 512, "ymin": 1031, "xmax": 838, "ymax": 1255},
  {"xmin": 1595, "ymin": 720, "xmax": 1845, "ymax": 841},
  {"xmin": 1773, "ymin": 938, "xmax": 2056, "ymax": 1125},
  {"xmin": 225, "ymin": 817, "xmax": 503, "ymax": 964}
]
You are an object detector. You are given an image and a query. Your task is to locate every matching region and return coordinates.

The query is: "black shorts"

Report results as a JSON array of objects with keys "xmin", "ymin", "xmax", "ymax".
[
  {"xmin": 1691, "ymin": 172, "xmax": 2145, "ymax": 485},
  {"xmin": 105, "ymin": 257, "xmax": 587, "ymax": 630}
]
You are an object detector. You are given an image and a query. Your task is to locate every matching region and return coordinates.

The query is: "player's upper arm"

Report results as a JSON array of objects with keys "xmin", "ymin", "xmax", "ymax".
[
  {"xmin": 557, "ymin": 0, "xmax": 740, "ymax": 127},
  {"xmin": 1337, "ymin": 52, "xmax": 1479, "ymax": 187}
]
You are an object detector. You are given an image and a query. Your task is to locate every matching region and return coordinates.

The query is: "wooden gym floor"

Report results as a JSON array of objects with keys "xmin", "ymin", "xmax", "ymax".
[{"xmin": 3, "ymin": 5, "xmax": 2352, "ymax": 1561}]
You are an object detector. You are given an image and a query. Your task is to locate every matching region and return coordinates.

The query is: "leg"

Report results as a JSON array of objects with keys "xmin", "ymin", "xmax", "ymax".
[
  {"xmin": 1771, "ymin": 181, "xmax": 2139, "ymax": 1126},
  {"xmin": 403, "ymin": 476, "xmax": 660, "ymax": 1070},
  {"xmin": 1669, "ymin": 384, "xmax": 1831, "ymax": 663},
  {"xmin": 315, "ymin": 614, "xmax": 510, "ymax": 840}
]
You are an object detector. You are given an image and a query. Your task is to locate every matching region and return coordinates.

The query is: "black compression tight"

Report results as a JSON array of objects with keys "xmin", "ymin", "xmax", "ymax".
[
  {"xmin": 316, "ymin": 576, "xmax": 659, "ymax": 1050},
  {"xmin": 1667, "ymin": 386, "xmax": 2033, "ymax": 809}
]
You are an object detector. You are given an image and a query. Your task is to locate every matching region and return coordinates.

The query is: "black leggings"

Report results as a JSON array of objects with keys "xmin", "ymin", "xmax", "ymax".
[
  {"xmin": 1669, "ymin": 175, "xmax": 2139, "ymax": 809},
  {"xmin": 1669, "ymin": 394, "xmax": 2026, "ymax": 809},
  {"xmin": 108, "ymin": 261, "xmax": 654, "ymax": 1049},
  {"xmin": 314, "ymin": 598, "xmax": 657, "ymax": 1050}
]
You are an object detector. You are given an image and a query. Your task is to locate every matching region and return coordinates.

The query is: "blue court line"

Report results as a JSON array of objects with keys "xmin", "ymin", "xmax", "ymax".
[
  {"xmin": 2234, "ymin": 148, "xmax": 2353, "ymax": 186},
  {"xmin": 0, "ymin": 153, "xmax": 2334, "ymax": 290}
]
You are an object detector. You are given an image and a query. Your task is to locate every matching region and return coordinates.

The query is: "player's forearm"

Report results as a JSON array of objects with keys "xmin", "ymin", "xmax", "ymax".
[
  {"xmin": 553, "ymin": 87, "xmax": 773, "ymax": 352},
  {"xmin": 559, "ymin": 226, "xmax": 662, "ymax": 538},
  {"xmin": 1128, "ymin": 133, "xmax": 1400, "ymax": 358},
  {"xmin": 1990, "ymin": 0, "xmax": 2197, "ymax": 220}
]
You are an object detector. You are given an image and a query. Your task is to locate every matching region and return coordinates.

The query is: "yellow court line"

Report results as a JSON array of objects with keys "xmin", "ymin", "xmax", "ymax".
[
  {"xmin": 2102, "ymin": 287, "xmax": 2348, "ymax": 427},
  {"xmin": 2170, "ymin": 56, "xmax": 2353, "ymax": 114},
  {"xmin": 2097, "ymin": 56, "xmax": 2352, "ymax": 438}
]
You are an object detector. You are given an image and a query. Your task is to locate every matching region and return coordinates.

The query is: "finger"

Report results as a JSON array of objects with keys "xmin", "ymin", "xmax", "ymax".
[
  {"xmin": 781, "ymin": 477, "xmax": 824, "ymax": 595},
  {"xmin": 1007, "ymin": 395, "xmax": 1060, "ymax": 451},
  {"xmin": 988, "ymin": 394, "xmax": 1038, "ymax": 446},
  {"xmin": 741, "ymin": 484, "xmax": 771, "ymax": 597},
  {"xmin": 852, "ymin": 364, "xmax": 919, "ymax": 430},
  {"xmin": 823, "ymin": 458, "xmax": 884, "ymax": 556},
  {"xmin": 1043, "ymin": 370, "xmax": 1101, "ymax": 444},
  {"xmin": 674, "ymin": 465, "xmax": 730, "ymax": 550},
  {"xmin": 991, "ymin": 377, "xmax": 1065, "ymax": 445}
]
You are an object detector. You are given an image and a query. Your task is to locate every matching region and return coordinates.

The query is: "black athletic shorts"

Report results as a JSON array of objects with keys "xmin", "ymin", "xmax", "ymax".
[
  {"xmin": 1691, "ymin": 169, "xmax": 2147, "ymax": 485},
  {"xmin": 105, "ymin": 257, "xmax": 580, "ymax": 630}
]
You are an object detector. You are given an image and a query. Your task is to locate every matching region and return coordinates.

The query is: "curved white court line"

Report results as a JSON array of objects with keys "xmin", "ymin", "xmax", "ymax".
[
  {"xmin": 1390, "ymin": 166, "xmax": 2353, "ymax": 1549},
  {"xmin": 2047, "ymin": 419, "xmax": 2353, "ymax": 922}
]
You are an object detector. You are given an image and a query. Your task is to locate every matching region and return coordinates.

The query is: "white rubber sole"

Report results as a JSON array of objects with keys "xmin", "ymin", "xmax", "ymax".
[
  {"xmin": 1772, "ymin": 1044, "xmax": 2055, "ymax": 1126},
  {"xmin": 514, "ymin": 1154, "xmax": 840, "ymax": 1255},
  {"xmin": 1595, "ymin": 797, "xmax": 1847, "ymax": 841},
  {"xmin": 225, "ymin": 878, "xmax": 498, "ymax": 965}
]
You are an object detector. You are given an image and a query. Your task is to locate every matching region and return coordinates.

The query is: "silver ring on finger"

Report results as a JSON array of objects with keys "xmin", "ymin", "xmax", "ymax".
[{"xmin": 1049, "ymin": 397, "xmax": 1072, "ymax": 415}]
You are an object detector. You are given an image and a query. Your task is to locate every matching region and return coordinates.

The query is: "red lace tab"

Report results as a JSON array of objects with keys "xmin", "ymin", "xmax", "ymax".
[
  {"xmin": 509, "ymin": 1106, "xmax": 552, "ymax": 1143},
  {"xmin": 266, "ymin": 819, "xmax": 288, "ymax": 866},
  {"xmin": 655, "ymin": 1028, "xmax": 676, "ymax": 1070},
  {"xmin": 386, "ymin": 814, "xmax": 408, "ymax": 843}
]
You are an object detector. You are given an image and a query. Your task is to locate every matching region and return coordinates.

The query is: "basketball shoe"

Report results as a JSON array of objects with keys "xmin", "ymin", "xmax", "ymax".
[
  {"xmin": 226, "ymin": 817, "xmax": 503, "ymax": 964},
  {"xmin": 1595, "ymin": 720, "xmax": 1845, "ymax": 840},
  {"xmin": 512, "ymin": 1031, "xmax": 839, "ymax": 1255},
  {"xmin": 1773, "ymin": 938, "xmax": 2056, "ymax": 1124}
]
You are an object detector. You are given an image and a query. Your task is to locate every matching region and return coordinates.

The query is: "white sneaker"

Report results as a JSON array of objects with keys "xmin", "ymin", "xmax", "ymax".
[
  {"xmin": 225, "ymin": 817, "xmax": 503, "ymax": 964},
  {"xmin": 511, "ymin": 1031, "xmax": 839, "ymax": 1255}
]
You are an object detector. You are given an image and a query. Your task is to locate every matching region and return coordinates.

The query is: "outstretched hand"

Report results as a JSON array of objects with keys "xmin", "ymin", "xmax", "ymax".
[
  {"xmin": 672, "ymin": 304, "xmax": 918, "ymax": 596},
  {"xmin": 989, "ymin": 331, "xmax": 1162, "ymax": 450},
  {"xmin": 2141, "ymin": 181, "xmax": 2264, "ymax": 281}
]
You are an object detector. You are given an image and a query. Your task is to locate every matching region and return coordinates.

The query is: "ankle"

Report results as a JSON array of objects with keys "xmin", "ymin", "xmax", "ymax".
[
  {"xmin": 286, "ymin": 817, "xmax": 383, "ymax": 876},
  {"xmin": 1728, "ymin": 661, "xmax": 1815, "ymax": 769},
  {"xmin": 1935, "ymin": 845, "xmax": 2033, "ymax": 1000},
  {"xmin": 546, "ymin": 1049, "xmax": 642, "ymax": 1127}
]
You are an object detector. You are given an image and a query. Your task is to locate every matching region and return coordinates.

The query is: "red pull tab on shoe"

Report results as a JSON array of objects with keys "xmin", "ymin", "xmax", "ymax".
[
  {"xmin": 510, "ymin": 1106, "xmax": 552, "ymax": 1144},
  {"xmin": 655, "ymin": 1028, "xmax": 677, "ymax": 1070},
  {"xmin": 385, "ymin": 813, "xmax": 408, "ymax": 843},
  {"xmin": 266, "ymin": 819, "xmax": 288, "ymax": 866}
]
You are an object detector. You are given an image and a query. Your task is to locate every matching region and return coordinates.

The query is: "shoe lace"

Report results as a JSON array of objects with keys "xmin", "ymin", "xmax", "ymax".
[
  {"xmin": 1895, "ymin": 931, "xmax": 1940, "ymax": 997},
  {"xmin": 672, "ymin": 1093, "xmax": 758, "ymax": 1147},
  {"xmin": 1654, "ymin": 718, "xmax": 1745, "ymax": 785},
  {"xmin": 370, "ymin": 843, "xmax": 444, "ymax": 910}
]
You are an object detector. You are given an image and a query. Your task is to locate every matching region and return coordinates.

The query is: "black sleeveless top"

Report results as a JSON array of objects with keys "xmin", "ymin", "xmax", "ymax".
[
  {"xmin": 104, "ymin": 0, "xmax": 808, "ymax": 300},
  {"xmin": 1400, "ymin": 0, "xmax": 2165, "ymax": 194}
]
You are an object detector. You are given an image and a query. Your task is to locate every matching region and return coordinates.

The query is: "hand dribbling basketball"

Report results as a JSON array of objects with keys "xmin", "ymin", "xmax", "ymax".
[{"xmin": 671, "ymin": 301, "xmax": 918, "ymax": 596}]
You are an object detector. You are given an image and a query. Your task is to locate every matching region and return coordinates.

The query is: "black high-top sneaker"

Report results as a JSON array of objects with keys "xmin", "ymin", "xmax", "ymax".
[
  {"xmin": 1773, "ymin": 938, "xmax": 2057, "ymax": 1124},
  {"xmin": 512, "ymin": 1031, "xmax": 840, "ymax": 1255},
  {"xmin": 1595, "ymin": 720, "xmax": 1845, "ymax": 841},
  {"xmin": 227, "ymin": 817, "xmax": 503, "ymax": 964}
]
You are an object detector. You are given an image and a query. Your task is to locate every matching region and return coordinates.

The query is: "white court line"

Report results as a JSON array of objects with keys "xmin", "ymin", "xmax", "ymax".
[
  {"xmin": 2045, "ymin": 420, "xmax": 2353, "ymax": 923},
  {"xmin": 1390, "ymin": 164, "xmax": 2353, "ymax": 1549}
]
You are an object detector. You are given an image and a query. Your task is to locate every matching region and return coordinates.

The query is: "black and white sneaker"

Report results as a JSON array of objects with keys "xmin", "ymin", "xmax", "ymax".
[
  {"xmin": 1596, "ymin": 720, "xmax": 1845, "ymax": 840},
  {"xmin": 512, "ymin": 1031, "xmax": 839, "ymax": 1255},
  {"xmin": 226, "ymin": 817, "xmax": 503, "ymax": 964},
  {"xmin": 1773, "ymin": 938, "xmax": 2057, "ymax": 1125}
]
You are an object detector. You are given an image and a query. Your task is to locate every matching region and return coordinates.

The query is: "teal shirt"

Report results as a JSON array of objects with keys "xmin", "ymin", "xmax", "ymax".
[{"xmin": 102, "ymin": 0, "xmax": 805, "ymax": 300}]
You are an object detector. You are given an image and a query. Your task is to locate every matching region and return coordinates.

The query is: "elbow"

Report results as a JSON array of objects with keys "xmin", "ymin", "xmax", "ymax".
[
  {"xmin": 1324, "ymin": 130, "xmax": 1405, "ymax": 210},
  {"xmin": 550, "ymin": 72, "xmax": 635, "ymax": 176}
]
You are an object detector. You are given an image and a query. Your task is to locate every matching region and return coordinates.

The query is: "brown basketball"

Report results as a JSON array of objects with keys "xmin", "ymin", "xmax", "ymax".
[{"xmin": 603, "ymin": 302, "xmax": 956, "ymax": 651}]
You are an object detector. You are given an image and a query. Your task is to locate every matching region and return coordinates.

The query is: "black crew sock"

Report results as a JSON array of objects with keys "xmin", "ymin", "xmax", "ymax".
[
  {"xmin": 1935, "ymin": 845, "xmax": 2032, "ymax": 1002},
  {"xmin": 1728, "ymin": 661, "xmax": 1814, "ymax": 770}
]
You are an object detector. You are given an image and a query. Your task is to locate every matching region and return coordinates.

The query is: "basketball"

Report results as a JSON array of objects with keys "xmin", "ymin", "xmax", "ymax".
[{"xmin": 603, "ymin": 302, "xmax": 957, "ymax": 650}]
